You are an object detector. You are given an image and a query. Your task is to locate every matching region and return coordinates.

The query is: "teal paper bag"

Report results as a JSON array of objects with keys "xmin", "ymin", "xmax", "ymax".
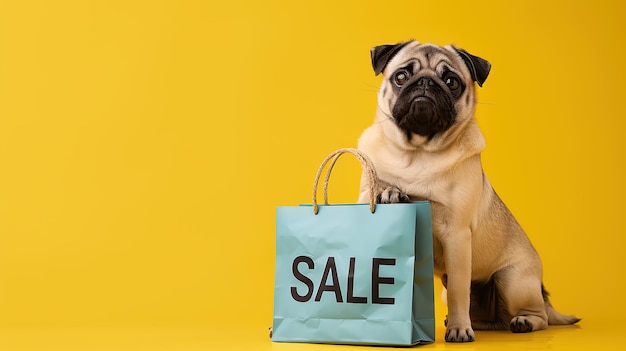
[{"xmin": 272, "ymin": 149, "xmax": 435, "ymax": 346}]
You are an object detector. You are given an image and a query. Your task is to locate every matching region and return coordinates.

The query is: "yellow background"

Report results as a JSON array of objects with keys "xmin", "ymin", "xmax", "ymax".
[{"xmin": 1, "ymin": 0, "xmax": 625, "ymax": 350}]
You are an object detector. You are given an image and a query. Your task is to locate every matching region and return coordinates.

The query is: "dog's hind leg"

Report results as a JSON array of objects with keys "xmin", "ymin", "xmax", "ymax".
[
  {"xmin": 497, "ymin": 266, "xmax": 548, "ymax": 333},
  {"xmin": 469, "ymin": 277, "xmax": 508, "ymax": 330}
]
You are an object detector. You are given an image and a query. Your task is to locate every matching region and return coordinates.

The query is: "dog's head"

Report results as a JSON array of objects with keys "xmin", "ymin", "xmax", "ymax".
[{"xmin": 371, "ymin": 41, "xmax": 490, "ymax": 142}]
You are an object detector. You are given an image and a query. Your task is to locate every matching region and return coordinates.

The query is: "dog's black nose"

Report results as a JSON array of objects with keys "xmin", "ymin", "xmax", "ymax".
[{"xmin": 416, "ymin": 77, "xmax": 435, "ymax": 87}]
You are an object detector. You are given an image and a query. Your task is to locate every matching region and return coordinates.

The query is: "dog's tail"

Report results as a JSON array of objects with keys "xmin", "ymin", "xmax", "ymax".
[{"xmin": 542, "ymin": 285, "xmax": 581, "ymax": 325}]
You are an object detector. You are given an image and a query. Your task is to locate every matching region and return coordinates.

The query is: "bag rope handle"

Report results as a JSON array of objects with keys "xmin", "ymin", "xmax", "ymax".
[{"xmin": 312, "ymin": 148, "xmax": 378, "ymax": 215}]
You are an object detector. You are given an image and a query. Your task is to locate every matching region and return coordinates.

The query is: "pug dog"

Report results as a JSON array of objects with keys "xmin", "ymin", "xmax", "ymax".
[{"xmin": 357, "ymin": 40, "xmax": 579, "ymax": 342}]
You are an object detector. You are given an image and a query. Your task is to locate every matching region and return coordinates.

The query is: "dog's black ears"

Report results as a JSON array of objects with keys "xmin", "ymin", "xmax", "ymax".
[
  {"xmin": 452, "ymin": 46, "xmax": 491, "ymax": 87},
  {"xmin": 371, "ymin": 42, "xmax": 491, "ymax": 87},
  {"xmin": 370, "ymin": 41, "xmax": 412, "ymax": 76}
]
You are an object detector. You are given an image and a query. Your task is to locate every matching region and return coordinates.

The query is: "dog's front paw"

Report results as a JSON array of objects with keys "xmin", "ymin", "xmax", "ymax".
[
  {"xmin": 445, "ymin": 325, "xmax": 475, "ymax": 343},
  {"xmin": 376, "ymin": 186, "xmax": 411, "ymax": 204}
]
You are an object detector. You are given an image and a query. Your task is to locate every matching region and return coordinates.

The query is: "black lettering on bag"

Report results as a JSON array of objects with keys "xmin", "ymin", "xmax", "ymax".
[
  {"xmin": 291, "ymin": 256, "xmax": 314, "ymax": 302},
  {"xmin": 346, "ymin": 257, "xmax": 367, "ymax": 303},
  {"xmin": 372, "ymin": 258, "xmax": 396, "ymax": 305},
  {"xmin": 314, "ymin": 257, "xmax": 343, "ymax": 302}
]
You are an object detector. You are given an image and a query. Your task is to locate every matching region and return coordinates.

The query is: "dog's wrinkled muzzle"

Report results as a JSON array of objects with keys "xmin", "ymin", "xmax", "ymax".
[{"xmin": 392, "ymin": 77, "xmax": 456, "ymax": 138}]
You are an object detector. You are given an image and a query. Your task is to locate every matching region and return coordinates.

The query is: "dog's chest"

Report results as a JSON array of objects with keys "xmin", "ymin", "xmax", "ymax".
[{"xmin": 374, "ymin": 152, "xmax": 457, "ymax": 203}]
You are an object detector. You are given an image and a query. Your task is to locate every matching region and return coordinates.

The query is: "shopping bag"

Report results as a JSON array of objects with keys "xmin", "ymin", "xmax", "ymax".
[{"xmin": 272, "ymin": 148, "xmax": 435, "ymax": 346}]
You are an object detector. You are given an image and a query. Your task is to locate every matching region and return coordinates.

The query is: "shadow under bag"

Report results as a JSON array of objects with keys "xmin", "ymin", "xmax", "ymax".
[{"xmin": 272, "ymin": 148, "xmax": 435, "ymax": 346}]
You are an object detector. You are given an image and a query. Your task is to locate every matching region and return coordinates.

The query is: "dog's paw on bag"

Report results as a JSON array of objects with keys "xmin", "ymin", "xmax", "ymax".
[{"xmin": 376, "ymin": 186, "xmax": 411, "ymax": 204}]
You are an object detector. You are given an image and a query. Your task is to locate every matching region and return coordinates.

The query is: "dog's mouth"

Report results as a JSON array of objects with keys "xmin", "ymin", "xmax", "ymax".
[
  {"xmin": 410, "ymin": 96, "xmax": 436, "ymax": 118},
  {"xmin": 392, "ymin": 84, "xmax": 456, "ymax": 139},
  {"xmin": 392, "ymin": 93, "xmax": 456, "ymax": 138}
]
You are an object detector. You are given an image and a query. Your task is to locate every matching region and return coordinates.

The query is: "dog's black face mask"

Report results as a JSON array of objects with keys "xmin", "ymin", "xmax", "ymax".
[{"xmin": 390, "ymin": 67, "xmax": 466, "ymax": 139}]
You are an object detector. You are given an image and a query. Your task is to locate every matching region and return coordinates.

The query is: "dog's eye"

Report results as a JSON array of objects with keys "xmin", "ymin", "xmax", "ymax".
[
  {"xmin": 393, "ymin": 70, "xmax": 411, "ymax": 87},
  {"xmin": 445, "ymin": 77, "xmax": 460, "ymax": 90}
]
